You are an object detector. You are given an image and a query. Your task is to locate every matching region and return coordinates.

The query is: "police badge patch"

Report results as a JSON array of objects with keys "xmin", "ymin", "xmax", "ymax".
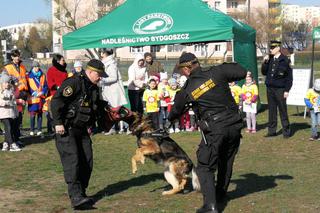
[{"xmin": 63, "ymin": 86, "xmax": 73, "ymax": 97}]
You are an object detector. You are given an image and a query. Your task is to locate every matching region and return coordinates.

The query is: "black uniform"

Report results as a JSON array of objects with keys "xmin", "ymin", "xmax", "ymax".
[
  {"xmin": 51, "ymin": 71, "xmax": 101, "ymax": 206},
  {"xmin": 261, "ymin": 53, "xmax": 293, "ymax": 137},
  {"xmin": 168, "ymin": 63, "xmax": 246, "ymax": 209}
]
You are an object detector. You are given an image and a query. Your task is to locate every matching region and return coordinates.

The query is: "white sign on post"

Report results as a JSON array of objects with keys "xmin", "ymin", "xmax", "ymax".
[{"xmin": 286, "ymin": 69, "xmax": 311, "ymax": 106}]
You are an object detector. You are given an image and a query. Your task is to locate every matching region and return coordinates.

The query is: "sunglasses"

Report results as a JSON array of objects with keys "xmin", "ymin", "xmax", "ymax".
[{"xmin": 270, "ymin": 46, "xmax": 279, "ymax": 50}]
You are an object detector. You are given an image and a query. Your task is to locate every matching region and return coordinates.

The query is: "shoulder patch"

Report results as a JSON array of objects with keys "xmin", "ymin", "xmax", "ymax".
[{"xmin": 63, "ymin": 86, "xmax": 73, "ymax": 97}]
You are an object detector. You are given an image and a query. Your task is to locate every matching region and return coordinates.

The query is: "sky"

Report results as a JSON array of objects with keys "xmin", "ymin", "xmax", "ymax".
[
  {"xmin": 0, "ymin": 0, "xmax": 319, "ymax": 27},
  {"xmin": 282, "ymin": 0, "xmax": 320, "ymax": 6},
  {"xmin": 0, "ymin": 0, "xmax": 51, "ymax": 27}
]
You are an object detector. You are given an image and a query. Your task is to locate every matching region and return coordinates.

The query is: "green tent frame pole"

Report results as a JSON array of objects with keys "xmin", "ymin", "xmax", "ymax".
[
  {"xmin": 231, "ymin": 39, "xmax": 235, "ymax": 62},
  {"xmin": 310, "ymin": 39, "xmax": 315, "ymax": 87}
]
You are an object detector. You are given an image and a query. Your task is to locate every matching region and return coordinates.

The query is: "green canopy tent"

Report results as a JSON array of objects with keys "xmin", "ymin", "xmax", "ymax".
[{"xmin": 63, "ymin": 0, "xmax": 257, "ymax": 80}]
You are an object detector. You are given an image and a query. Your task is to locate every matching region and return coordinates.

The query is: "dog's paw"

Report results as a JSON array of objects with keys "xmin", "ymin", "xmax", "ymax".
[
  {"xmin": 132, "ymin": 169, "xmax": 137, "ymax": 174},
  {"xmin": 162, "ymin": 190, "xmax": 172, "ymax": 196}
]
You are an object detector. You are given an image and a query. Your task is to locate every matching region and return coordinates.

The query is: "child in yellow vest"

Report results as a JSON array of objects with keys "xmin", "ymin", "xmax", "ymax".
[
  {"xmin": 305, "ymin": 79, "xmax": 320, "ymax": 140},
  {"xmin": 242, "ymin": 74, "xmax": 258, "ymax": 133},
  {"xmin": 143, "ymin": 79, "xmax": 160, "ymax": 129},
  {"xmin": 229, "ymin": 81, "xmax": 242, "ymax": 110}
]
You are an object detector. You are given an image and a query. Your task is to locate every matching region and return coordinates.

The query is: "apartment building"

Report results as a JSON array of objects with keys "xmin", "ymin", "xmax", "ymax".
[
  {"xmin": 283, "ymin": 4, "xmax": 320, "ymax": 28},
  {"xmin": 0, "ymin": 22, "xmax": 50, "ymax": 41}
]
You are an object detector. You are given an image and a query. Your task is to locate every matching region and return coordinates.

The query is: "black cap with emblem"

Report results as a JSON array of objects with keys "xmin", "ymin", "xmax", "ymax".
[
  {"xmin": 86, "ymin": 59, "xmax": 108, "ymax": 77},
  {"xmin": 270, "ymin": 40, "xmax": 281, "ymax": 49},
  {"xmin": 178, "ymin": 52, "xmax": 199, "ymax": 68}
]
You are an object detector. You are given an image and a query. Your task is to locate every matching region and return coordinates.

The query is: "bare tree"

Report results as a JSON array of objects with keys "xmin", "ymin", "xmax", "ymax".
[
  {"xmin": 282, "ymin": 20, "xmax": 309, "ymax": 50},
  {"xmin": 52, "ymin": 0, "xmax": 124, "ymax": 59},
  {"xmin": 229, "ymin": 8, "xmax": 270, "ymax": 54}
]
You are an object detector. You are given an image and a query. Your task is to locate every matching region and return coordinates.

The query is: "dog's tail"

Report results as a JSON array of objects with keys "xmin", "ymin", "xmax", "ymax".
[{"xmin": 192, "ymin": 167, "xmax": 201, "ymax": 192}]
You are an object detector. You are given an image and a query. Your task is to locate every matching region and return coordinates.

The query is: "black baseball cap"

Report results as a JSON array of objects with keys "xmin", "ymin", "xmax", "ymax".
[
  {"xmin": 86, "ymin": 59, "xmax": 108, "ymax": 77},
  {"xmin": 178, "ymin": 52, "xmax": 198, "ymax": 68}
]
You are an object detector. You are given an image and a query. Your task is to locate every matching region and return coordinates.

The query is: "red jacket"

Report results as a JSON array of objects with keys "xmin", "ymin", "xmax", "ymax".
[{"xmin": 46, "ymin": 66, "xmax": 68, "ymax": 97}]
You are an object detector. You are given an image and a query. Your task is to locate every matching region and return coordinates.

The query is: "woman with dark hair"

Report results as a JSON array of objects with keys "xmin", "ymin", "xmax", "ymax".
[
  {"xmin": 46, "ymin": 54, "xmax": 68, "ymax": 135},
  {"xmin": 47, "ymin": 54, "xmax": 68, "ymax": 97}
]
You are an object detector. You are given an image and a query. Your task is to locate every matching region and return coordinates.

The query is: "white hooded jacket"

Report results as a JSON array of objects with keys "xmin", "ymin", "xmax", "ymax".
[
  {"xmin": 127, "ymin": 54, "xmax": 148, "ymax": 91},
  {"xmin": 100, "ymin": 55, "xmax": 127, "ymax": 107}
]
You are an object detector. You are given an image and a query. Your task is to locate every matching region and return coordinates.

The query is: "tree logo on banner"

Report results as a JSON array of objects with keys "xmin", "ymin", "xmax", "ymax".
[{"xmin": 133, "ymin": 13, "xmax": 174, "ymax": 34}]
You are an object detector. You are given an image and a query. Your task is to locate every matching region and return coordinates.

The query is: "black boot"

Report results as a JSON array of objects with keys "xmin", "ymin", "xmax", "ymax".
[
  {"xmin": 71, "ymin": 196, "xmax": 93, "ymax": 210},
  {"xmin": 196, "ymin": 203, "xmax": 218, "ymax": 213}
]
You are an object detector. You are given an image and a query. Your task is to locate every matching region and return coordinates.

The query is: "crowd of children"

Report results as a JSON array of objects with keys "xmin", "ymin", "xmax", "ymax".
[{"xmin": 142, "ymin": 72, "xmax": 198, "ymax": 133}]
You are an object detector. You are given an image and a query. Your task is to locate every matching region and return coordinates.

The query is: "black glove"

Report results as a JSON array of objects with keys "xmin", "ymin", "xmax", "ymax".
[{"xmin": 18, "ymin": 91, "xmax": 29, "ymax": 101}]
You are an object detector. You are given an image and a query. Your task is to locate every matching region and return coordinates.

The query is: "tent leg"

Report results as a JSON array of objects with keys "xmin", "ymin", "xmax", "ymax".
[
  {"xmin": 304, "ymin": 107, "xmax": 307, "ymax": 119},
  {"xmin": 231, "ymin": 39, "xmax": 234, "ymax": 62}
]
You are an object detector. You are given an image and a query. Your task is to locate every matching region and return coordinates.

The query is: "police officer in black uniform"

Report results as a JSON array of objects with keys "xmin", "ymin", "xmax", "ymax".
[
  {"xmin": 261, "ymin": 41, "xmax": 293, "ymax": 138},
  {"xmin": 168, "ymin": 53, "xmax": 247, "ymax": 213},
  {"xmin": 51, "ymin": 59, "xmax": 107, "ymax": 209}
]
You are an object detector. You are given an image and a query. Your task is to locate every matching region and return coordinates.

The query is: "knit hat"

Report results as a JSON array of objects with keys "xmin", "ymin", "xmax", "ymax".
[
  {"xmin": 160, "ymin": 72, "xmax": 168, "ymax": 81},
  {"xmin": 86, "ymin": 59, "xmax": 107, "ymax": 77},
  {"xmin": 0, "ymin": 73, "xmax": 11, "ymax": 83},
  {"xmin": 314, "ymin": 79, "xmax": 320, "ymax": 92},
  {"xmin": 74, "ymin": 60, "xmax": 82, "ymax": 68},
  {"xmin": 168, "ymin": 78, "xmax": 177, "ymax": 86},
  {"xmin": 32, "ymin": 61, "xmax": 40, "ymax": 67}
]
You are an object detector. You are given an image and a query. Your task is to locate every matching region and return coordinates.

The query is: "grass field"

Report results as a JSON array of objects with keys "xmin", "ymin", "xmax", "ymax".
[{"xmin": 1, "ymin": 86, "xmax": 320, "ymax": 213}]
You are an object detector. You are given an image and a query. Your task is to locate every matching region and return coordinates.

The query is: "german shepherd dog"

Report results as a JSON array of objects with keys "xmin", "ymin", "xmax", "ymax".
[{"xmin": 128, "ymin": 113, "xmax": 200, "ymax": 195}]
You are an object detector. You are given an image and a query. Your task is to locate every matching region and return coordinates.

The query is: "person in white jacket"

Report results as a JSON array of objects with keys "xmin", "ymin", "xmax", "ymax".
[
  {"xmin": 0, "ymin": 72, "xmax": 21, "ymax": 151},
  {"xmin": 127, "ymin": 54, "xmax": 148, "ymax": 114},
  {"xmin": 99, "ymin": 48, "xmax": 128, "ymax": 135}
]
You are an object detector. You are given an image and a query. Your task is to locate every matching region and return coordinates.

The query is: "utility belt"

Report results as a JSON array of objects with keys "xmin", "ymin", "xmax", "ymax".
[
  {"xmin": 198, "ymin": 109, "xmax": 243, "ymax": 133},
  {"xmin": 65, "ymin": 105, "xmax": 92, "ymax": 128}
]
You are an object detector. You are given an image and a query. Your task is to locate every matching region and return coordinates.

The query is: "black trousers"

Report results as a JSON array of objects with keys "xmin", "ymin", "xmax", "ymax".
[
  {"xmin": 55, "ymin": 127, "xmax": 93, "ymax": 199},
  {"xmin": 12, "ymin": 112, "xmax": 22, "ymax": 141},
  {"xmin": 1, "ymin": 118, "xmax": 14, "ymax": 145},
  {"xmin": 196, "ymin": 126, "xmax": 241, "ymax": 205},
  {"xmin": 266, "ymin": 87, "xmax": 290, "ymax": 136},
  {"xmin": 128, "ymin": 89, "xmax": 144, "ymax": 114}
]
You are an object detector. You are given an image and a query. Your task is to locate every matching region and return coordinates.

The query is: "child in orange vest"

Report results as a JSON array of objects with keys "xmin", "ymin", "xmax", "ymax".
[{"xmin": 27, "ymin": 61, "xmax": 48, "ymax": 136}]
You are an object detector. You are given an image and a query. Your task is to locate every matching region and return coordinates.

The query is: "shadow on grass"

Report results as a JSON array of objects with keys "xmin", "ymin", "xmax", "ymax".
[
  {"xmin": 92, "ymin": 173, "xmax": 163, "ymax": 203},
  {"xmin": 290, "ymin": 122, "xmax": 310, "ymax": 136},
  {"xmin": 20, "ymin": 134, "xmax": 55, "ymax": 146},
  {"xmin": 257, "ymin": 103, "xmax": 269, "ymax": 114},
  {"xmin": 219, "ymin": 173, "xmax": 293, "ymax": 212}
]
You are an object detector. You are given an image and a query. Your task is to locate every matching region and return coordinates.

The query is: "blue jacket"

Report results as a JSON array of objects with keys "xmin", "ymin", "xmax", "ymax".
[{"xmin": 261, "ymin": 54, "xmax": 293, "ymax": 92}]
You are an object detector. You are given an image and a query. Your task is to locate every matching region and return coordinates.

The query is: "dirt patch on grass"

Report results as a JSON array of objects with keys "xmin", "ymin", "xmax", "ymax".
[{"xmin": 0, "ymin": 188, "xmax": 39, "ymax": 210}]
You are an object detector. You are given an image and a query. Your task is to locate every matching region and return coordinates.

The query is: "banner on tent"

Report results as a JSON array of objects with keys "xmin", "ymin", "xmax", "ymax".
[
  {"xmin": 286, "ymin": 69, "xmax": 311, "ymax": 106},
  {"xmin": 101, "ymin": 33, "xmax": 190, "ymax": 45}
]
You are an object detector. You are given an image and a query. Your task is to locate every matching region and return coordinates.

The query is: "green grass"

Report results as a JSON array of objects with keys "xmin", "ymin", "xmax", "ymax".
[{"xmin": 0, "ymin": 84, "xmax": 320, "ymax": 213}]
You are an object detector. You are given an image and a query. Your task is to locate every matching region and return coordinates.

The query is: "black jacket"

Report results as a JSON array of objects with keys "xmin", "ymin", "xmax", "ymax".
[
  {"xmin": 51, "ymin": 71, "xmax": 100, "ymax": 127},
  {"xmin": 261, "ymin": 54, "xmax": 293, "ymax": 92},
  {"xmin": 168, "ymin": 63, "xmax": 247, "ymax": 128}
]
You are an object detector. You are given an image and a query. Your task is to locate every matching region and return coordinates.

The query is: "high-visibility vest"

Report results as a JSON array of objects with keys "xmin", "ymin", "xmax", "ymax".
[
  {"xmin": 27, "ymin": 75, "xmax": 46, "ymax": 104},
  {"xmin": 4, "ymin": 63, "xmax": 28, "ymax": 91},
  {"xmin": 42, "ymin": 95, "xmax": 52, "ymax": 112}
]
